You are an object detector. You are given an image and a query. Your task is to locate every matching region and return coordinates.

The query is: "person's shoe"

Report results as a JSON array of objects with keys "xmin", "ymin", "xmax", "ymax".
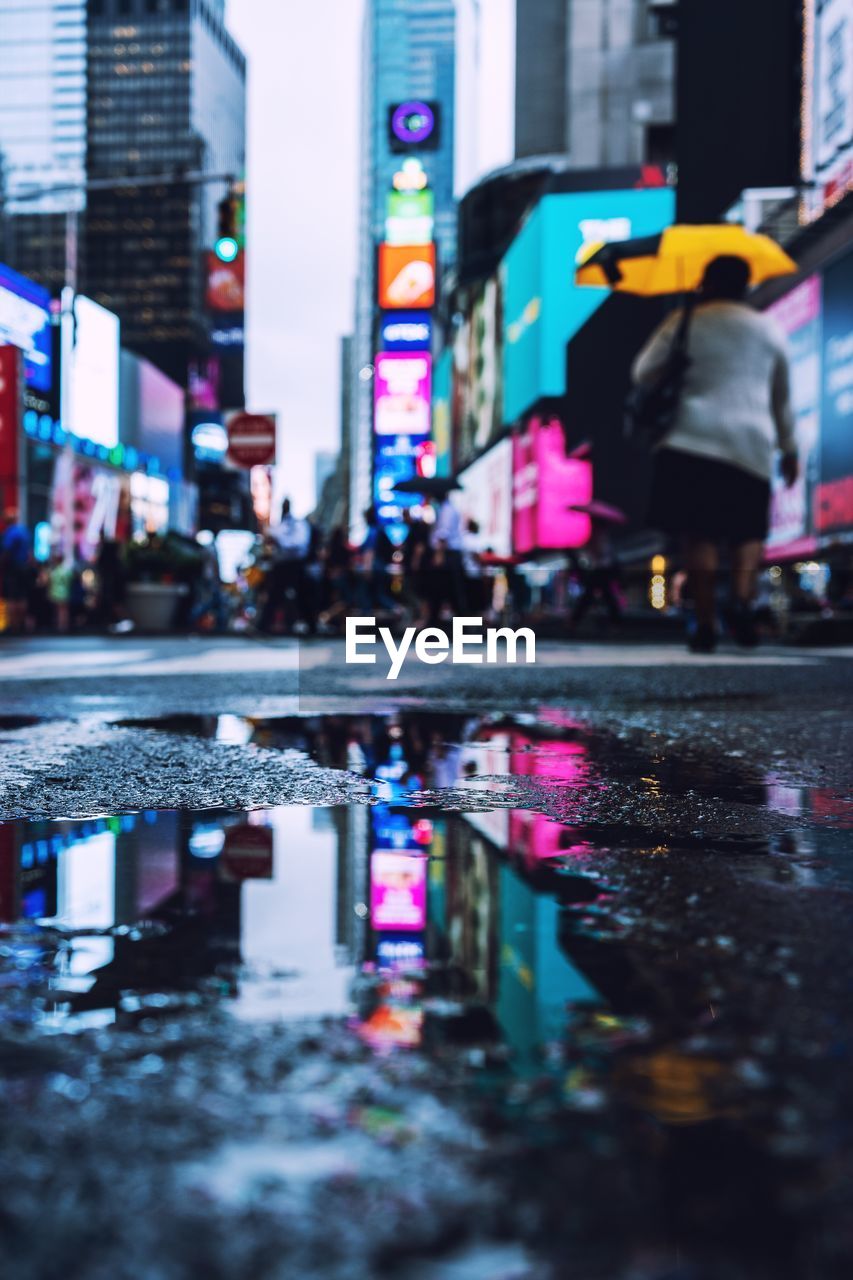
[
  {"xmin": 688, "ymin": 624, "xmax": 717, "ymax": 654},
  {"xmin": 731, "ymin": 602, "xmax": 759, "ymax": 648}
]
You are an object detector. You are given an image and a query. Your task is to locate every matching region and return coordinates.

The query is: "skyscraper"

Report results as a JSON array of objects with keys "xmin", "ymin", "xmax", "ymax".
[
  {"xmin": 0, "ymin": 0, "xmax": 88, "ymax": 289},
  {"xmin": 350, "ymin": 0, "xmax": 457, "ymax": 540},
  {"xmin": 83, "ymin": 0, "xmax": 246, "ymax": 402},
  {"xmin": 514, "ymin": 0, "xmax": 675, "ymax": 171}
]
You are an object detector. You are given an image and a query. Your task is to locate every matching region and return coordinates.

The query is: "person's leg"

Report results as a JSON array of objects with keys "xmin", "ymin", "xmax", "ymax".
[
  {"xmin": 730, "ymin": 540, "xmax": 764, "ymax": 606},
  {"xmin": 729, "ymin": 539, "xmax": 765, "ymax": 646},
  {"xmin": 685, "ymin": 539, "xmax": 719, "ymax": 632}
]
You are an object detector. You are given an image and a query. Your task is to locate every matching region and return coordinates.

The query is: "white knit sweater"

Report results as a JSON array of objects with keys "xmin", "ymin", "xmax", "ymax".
[{"xmin": 632, "ymin": 300, "xmax": 797, "ymax": 481}]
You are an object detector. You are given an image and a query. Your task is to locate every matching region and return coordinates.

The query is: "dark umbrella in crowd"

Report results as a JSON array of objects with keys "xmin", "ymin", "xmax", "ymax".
[{"xmin": 393, "ymin": 476, "xmax": 461, "ymax": 497}]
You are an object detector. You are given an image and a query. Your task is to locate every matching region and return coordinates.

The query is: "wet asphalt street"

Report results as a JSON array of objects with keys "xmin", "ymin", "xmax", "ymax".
[{"xmin": 1, "ymin": 635, "xmax": 852, "ymax": 1280}]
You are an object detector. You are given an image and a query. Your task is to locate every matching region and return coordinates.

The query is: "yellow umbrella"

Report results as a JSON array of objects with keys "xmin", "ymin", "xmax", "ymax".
[{"xmin": 575, "ymin": 223, "xmax": 797, "ymax": 295}]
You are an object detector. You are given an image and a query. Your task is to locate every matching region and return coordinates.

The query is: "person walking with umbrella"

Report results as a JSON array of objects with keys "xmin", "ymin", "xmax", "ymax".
[
  {"xmin": 632, "ymin": 254, "xmax": 797, "ymax": 650},
  {"xmin": 577, "ymin": 227, "xmax": 800, "ymax": 653}
]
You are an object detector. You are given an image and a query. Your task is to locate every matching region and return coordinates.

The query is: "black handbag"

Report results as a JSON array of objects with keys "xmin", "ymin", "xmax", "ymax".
[{"xmin": 625, "ymin": 298, "xmax": 694, "ymax": 446}]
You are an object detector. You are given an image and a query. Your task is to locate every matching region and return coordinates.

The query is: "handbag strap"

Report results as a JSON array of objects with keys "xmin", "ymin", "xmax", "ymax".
[{"xmin": 672, "ymin": 294, "xmax": 695, "ymax": 357}]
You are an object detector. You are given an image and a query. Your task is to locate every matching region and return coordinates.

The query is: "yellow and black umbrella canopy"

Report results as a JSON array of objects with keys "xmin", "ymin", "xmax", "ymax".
[{"xmin": 575, "ymin": 224, "xmax": 797, "ymax": 295}]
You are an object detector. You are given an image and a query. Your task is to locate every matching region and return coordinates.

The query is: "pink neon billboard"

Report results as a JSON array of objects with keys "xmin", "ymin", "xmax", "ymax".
[
  {"xmin": 370, "ymin": 852, "xmax": 427, "ymax": 931},
  {"xmin": 374, "ymin": 352, "xmax": 432, "ymax": 436},
  {"xmin": 512, "ymin": 417, "xmax": 592, "ymax": 553}
]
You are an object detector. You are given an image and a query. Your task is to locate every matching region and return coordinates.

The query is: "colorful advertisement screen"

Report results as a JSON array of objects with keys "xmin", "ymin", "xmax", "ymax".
[
  {"xmin": 370, "ymin": 851, "xmax": 427, "ymax": 931},
  {"xmin": 501, "ymin": 187, "xmax": 674, "ymax": 422},
  {"xmin": 512, "ymin": 418, "xmax": 593, "ymax": 553},
  {"xmin": 0, "ymin": 262, "xmax": 52, "ymax": 394},
  {"xmin": 458, "ymin": 436, "xmax": 513, "ymax": 559},
  {"xmin": 65, "ymin": 295, "xmax": 120, "ymax": 449},
  {"xmin": 374, "ymin": 352, "xmax": 431, "ymax": 436},
  {"xmin": 767, "ymin": 276, "xmax": 822, "ymax": 556},
  {"xmin": 380, "ymin": 311, "xmax": 432, "ymax": 352},
  {"xmin": 816, "ymin": 249, "xmax": 853, "ymax": 534},
  {"xmin": 378, "ymin": 243, "xmax": 436, "ymax": 310}
]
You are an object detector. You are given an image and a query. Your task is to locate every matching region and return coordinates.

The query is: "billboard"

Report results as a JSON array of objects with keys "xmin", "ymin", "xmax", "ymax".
[
  {"xmin": 388, "ymin": 100, "xmax": 440, "ymax": 152},
  {"xmin": 459, "ymin": 275, "xmax": 504, "ymax": 464},
  {"xmin": 374, "ymin": 352, "xmax": 431, "ymax": 436},
  {"xmin": 380, "ymin": 311, "xmax": 432, "ymax": 352},
  {"xmin": 816, "ymin": 249, "xmax": 853, "ymax": 534},
  {"xmin": 431, "ymin": 347, "xmax": 453, "ymax": 478},
  {"xmin": 501, "ymin": 188, "xmax": 675, "ymax": 423},
  {"xmin": 458, "ymin": 436, "xmax": 513, "ymax": 558},
  {"xmin": 374, "ymin": 434, "xmax": 433, "ymax": 520},
  {"xmin": 385, "ymin": 190, "xmax": 435, "ymax": 246},
  {"xmin": 512, "ymin": 418, "xmax": 593, "ymax": 554},
  {"xmin": 0, "ymin": 345, "xmax": 22, "ymax": 512},
  {"xmin": 206, "ymin": 251, "xmax": 245, "ymax": 312},
  {"xmin": 120, "ymin": 351, "xmax": 185, "ymax": 475},
  {"xmin": 0, "ymin": 263, "xmax": 52, "ymax": 395},
  {"xmin": 767, "ymin": 276, "xmax": 823, "ymax": 555},
  {"xmin": 378, "ymin": 243, "xmax": 436, "ymax": 310},
  {"xmin": 802, "ymin": 0, "xmax": 853, "ymax": 220},
  {"xmin": 64, "ymin": 295, "xmax": 120, "ymax": 449},
  {"xmin": 370, "ymin": 852, "xmax": 427, "ymax": 931}
]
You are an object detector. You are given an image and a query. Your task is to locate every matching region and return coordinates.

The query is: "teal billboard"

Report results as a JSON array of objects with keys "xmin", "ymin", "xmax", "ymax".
[{"xmin": 501, "ymin": 187, "xmax": 675, "ymax": 423}]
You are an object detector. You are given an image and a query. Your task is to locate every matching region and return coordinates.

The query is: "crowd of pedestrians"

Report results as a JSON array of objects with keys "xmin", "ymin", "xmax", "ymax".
[{"xmin": 255, "ymin": 495, "xmax": 512, "ymax": 636}]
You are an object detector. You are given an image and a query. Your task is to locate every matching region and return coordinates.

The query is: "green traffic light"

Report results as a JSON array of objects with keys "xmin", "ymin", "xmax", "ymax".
[{"xmin": 214, "ymin": 236, "xmax": 239, "ymax": 263}]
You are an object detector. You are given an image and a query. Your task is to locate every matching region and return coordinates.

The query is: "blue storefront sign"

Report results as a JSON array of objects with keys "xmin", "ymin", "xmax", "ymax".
[
  {"xmin": 0, "ymin": 262, "xmax": 53, "ymax": 394},
  {"xmin": 380, "ymin": 311, "xmax": 433, "ymax": 352}
]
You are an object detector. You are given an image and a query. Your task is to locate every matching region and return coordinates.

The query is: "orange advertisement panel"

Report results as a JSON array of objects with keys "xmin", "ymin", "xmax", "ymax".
[
  {"xmin": 206, "ymin": 252, "xmax": 245, "ymax": 312},
  {"xmin": 378, "ymin": 243, "xmax": 436, "ymax": 310}
]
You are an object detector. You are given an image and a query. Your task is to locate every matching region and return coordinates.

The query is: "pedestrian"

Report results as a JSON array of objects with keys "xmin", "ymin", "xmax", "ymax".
[
  {"xmin": 401, "ymin": 508, "xmax": 432, "ymax": 626},
  {"xmin": 1, "ymin": 506, "xmax": 31, "ymax": 633},
  {"xmin": 358, "ymin": 506, "xmax": 397, "ymax": 615},
  {"xmin": 95, "ymin": 534, "xmax": 126, "ymax": 629},
  {"xmin": 47, "ymin": 553, "xmax": 73, "ymax": 634},
  {"xmin": 462, "ymin": 518, "xmax": 487, "ymax": 616},
  {"xmin": 632, "ymin": 254, "xmax": 798, "ymax": 652},
  {"xmin": 428, "ymin": 492, "xmax": 465, "ymax": 626},
  {"xmin": 318, "ymin": 525, "xmax": 356, "ymax": 631},
  {"xmin": 260, "ymin": 498, "xmax": 310, "ymax": 633},
  {"xmin": 568, "ymin": 523, "xmax": 623, "ymax": 632}
]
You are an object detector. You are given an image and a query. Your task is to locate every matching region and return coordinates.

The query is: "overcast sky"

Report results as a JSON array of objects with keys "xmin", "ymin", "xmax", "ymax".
[{"xmin": 227, "ymin": 0, "xmax": 364, "ymax": 516}]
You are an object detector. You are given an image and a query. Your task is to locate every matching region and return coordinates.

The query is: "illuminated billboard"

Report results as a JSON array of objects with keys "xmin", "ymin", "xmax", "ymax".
[
  {"xmin": 374, "ymin": 352, "xmax": 431, "ymax": 436},
  {"xmin": 0, "ymin": 262, "xmax": 52, "ymax": 394},
  {"xmin": 378, "ymin": 243, "xmax": 436, "ymax": 310},
  {"xmin": 206, "ymin": 251, "xmax": 245, "ymax": 312},
  {"xmin": 501, "ymin": 187, "xmax": 674, "ymax": 422},
  {"xmin": 64, "ymin": 295, "xmax": 120, "ymax": 449},
  {"xmin": 380, "ymin": 311, "xmax": 432, "ymax": 352},
  {"xmin": 816, "ymin": 249, "xmax": 853, "ymax": 535},
  {"xmin": 766, "ymin": 277, "xmax": 822, "ymax": 556},
  {"xmin": 370, "ymin": 851, "xmax": 427, "ymax": 931},
  {"xmin": 385, "ymin": 190, "xmax": 435, "ymax": 246},
  {"xmin": 802, "ymin": 0, "xmax": 853, "ymax": 221},
  {"xmin": 512, "ymin": 418, "xmax": 592, "ymax": 553},
  {"xmin": 458, "ymin": 437, "xmax": 513, "ymax": 559},
  {"xmin": 388, "ymin": 100, "xmax": 440, "ymax": 152}
]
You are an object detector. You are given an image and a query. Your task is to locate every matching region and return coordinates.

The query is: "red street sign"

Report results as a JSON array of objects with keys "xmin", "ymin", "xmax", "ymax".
[
  {"xmin": 220, "ymin": 823, "xmax": 274, "ymax": 881},
  {"xmin": 225, "ymin": 411, "xmax": 277, "ymax": 468}
]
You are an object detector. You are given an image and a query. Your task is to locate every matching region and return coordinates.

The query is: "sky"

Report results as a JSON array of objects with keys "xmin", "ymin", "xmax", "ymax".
[
  {"xmin": 226, "ymin": 0, "xmax": 515, "ymax": 518},
  {"xmin": 226, "ymin": 0, "xmax": 364, "ymax": 516}
]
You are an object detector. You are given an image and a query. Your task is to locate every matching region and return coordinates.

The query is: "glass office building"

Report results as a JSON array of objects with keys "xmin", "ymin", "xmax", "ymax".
[
  {"xmin": 0, "ymin": 0, "xmax": 87, "ymax": 288},
  {"xmin": 84, "ymin": 0, "xmax": 246, "ymax": 399},
  {"xmin": 350, "ymin": 0, "xmax": 457, "ymax": 539}
]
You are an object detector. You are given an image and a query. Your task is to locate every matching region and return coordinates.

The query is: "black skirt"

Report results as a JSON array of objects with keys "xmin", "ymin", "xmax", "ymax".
[{"xmin": 648, "ymin": 447, "xmax": 771, "ymax": 543}]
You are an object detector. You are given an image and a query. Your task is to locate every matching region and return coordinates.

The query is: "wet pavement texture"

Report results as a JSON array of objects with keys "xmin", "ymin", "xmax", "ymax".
[{"xmin": 1, "ymin": 691, "xmax": 853, "ymax": 1279}]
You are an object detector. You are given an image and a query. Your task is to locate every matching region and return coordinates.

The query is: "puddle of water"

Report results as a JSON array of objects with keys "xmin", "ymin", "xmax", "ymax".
[
  {"xmin": 112, "ymin": 706, "xmax": 853, "ymax": 830},
  {"xmin": 0, "ymin": 802, "xmax": 609, "ymax": 1058}
]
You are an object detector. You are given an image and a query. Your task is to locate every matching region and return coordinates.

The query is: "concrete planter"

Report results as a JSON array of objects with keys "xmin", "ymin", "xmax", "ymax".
[{"xmin": 126, "ymin": 582, "xmax": 188, "ymax": 632}]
